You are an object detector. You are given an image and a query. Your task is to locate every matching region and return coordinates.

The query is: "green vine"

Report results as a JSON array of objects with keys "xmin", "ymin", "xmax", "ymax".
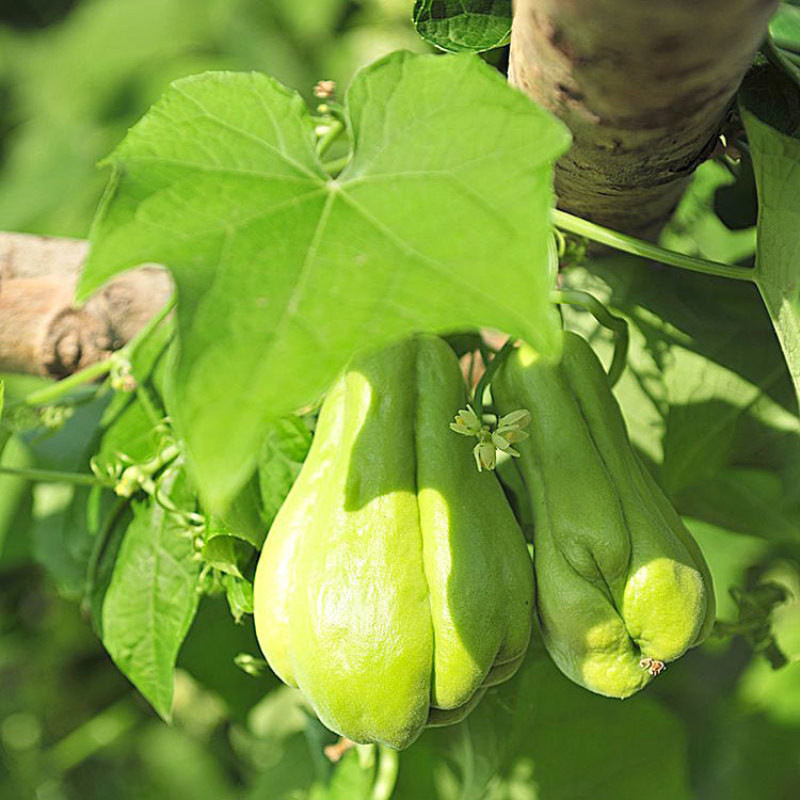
[
  {"xmin": 0, "ymin": 465, "xmax": 102, "ymax": 486},
  {"xmin": 372, "ymin": 745, "xmax": 399, "ymax": 800},
  {"xmin": 553, "ymin": 209, "xmax": 756, "ymax": 282},
  {"xmin": 551, "ymin": 289, "xmax": 630, "ymax": 387}
]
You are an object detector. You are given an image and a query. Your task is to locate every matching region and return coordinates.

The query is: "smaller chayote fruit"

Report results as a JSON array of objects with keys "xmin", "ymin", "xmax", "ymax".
[
  {"xmin": 493, "ymin": 331, "xmax": 715, "ymax": 698},
  {"xmin": 253, "ymin": 335, "xmax": 533, "ymax": 749}
]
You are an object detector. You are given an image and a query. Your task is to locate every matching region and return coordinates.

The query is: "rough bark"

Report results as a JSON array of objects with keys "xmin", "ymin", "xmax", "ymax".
[
  {"xmin": 0, "ymin": 232, "xmax": 171, "ymax": 378},
  {"xmin": 510, "ymin": 0, "xmax": 778, "ymax": 237}
]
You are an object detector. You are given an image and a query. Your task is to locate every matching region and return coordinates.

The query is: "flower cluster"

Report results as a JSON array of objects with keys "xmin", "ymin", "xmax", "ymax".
[{"xmin": 450, "ymin": 405, "xmax": 531, "ymax": 472}]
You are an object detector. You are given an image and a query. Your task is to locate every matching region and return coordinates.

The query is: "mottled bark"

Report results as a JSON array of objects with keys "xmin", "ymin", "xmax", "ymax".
[
  {"xmin": 510, "ymin": 0, "xmax": 777, "ymax": 237},
  {"xmin": 0, "ymin": 232, "xmax": 171, "ymax": 378}
]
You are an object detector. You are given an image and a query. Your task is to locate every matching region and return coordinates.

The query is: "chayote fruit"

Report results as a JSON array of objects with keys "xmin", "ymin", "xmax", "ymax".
[
  {"xmin": 493, "ymin": 331, "xmax": 715, "ymax": 699},
  {"xmin": 253, "ymin": 335, "xmax": 533, "ymax": 749}
]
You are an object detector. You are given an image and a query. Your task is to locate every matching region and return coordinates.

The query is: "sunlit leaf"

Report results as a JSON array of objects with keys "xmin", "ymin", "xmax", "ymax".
[
  {"xmin": 81, "ymin": 52, "xmax": 570, "ymax": 509},
  {"xmin": 740, "ymin": 61, "xmax": 800, "ymax": 410}
]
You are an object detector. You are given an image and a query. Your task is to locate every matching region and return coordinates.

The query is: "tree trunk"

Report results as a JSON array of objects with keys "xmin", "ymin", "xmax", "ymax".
[
  {"xmin": 510, "ymin": 0, "xmax": 777, "ymax": 237},
  {"xmin": 0, "ymin": 233, "xmax": 171, "ymax": 378}
]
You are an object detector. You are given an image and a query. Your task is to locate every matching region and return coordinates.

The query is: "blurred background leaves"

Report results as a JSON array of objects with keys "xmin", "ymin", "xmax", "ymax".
[
  {"xmin": 0, "ymin": 0, "xmax": 425, "ymax": 238},
  {"xmin": 2, "ymin": 2, "xmax": 800, "ymax": 799}
]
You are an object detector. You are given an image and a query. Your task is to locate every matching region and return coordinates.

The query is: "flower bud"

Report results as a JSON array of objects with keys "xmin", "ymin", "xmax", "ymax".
[{"xmin": 473, "ymin": 437, "xmax": 497, "ymax": 472}]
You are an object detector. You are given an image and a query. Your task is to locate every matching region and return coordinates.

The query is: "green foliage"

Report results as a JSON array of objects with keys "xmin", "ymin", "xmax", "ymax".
[
  {"xmin": 397, "ymin": 645, "xmax": 691, "ymax": 799},
  {"xmin": 3, "ymin": 2, "xmax": 800, "ymax": 799},
  {"xmin": 258, "ymin": 416, "xmax": 312, "ymax": 527},
  {"xmin": 81, "ymin": 51, "xmax": 570, "ymax": 510},
  {"xmin": 740, "ymin": 61, "xmax": 800, "ymax": 409},
  {"xmin": 561, "ymin": 256, "xmax": 800, "ymax": 544},
  {"xmin": 412, "ymin": 1, "xmax": 512, "ymax": 52},
  {"xmin": 771, "ymin": 1, "xmax": 800, "ymax": 81},
  {"xmin": 0, "ymin": 0, "xmax": 425, "ymax": 237},
  {"xmin": 100, "ymin": 467, "xmax": 201, "ymax": 719}
]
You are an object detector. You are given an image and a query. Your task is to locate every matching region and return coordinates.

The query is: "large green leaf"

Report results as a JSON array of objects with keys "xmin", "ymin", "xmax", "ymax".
[
  {"xmin": 740, "ymin": 62, "xmax": 800, "ymax": 410},
  {"xmin": 258, "ymin": 415, "xmax": 312, "ymax": 528},
  {"xmin": 412, "ymin": 1, "xmax": 512, "ymax": 53},
  {"xmin": 100, "ymin": 467, "xmax": 201, "ymax": 719},
  {"xmin": 771, "ymin": 1, "xmax": 800, "ymax": 83},
  {"xmin": 411, "ymin": 647, "xmax": 690, "ymax": 799},
  {"xmin": 562, "ymin": 256, "xmax": 800, "ymax": 542},
  {"xmin": 80, "ymin": 51, "xmax": 570, "ymax": 509}
]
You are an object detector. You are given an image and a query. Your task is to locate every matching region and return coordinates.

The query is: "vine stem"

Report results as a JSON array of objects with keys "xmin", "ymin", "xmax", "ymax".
[
  {"xmin": 0, "ymin": 465, "xmax": 103, "ymax": 486},
  {"xmin": 47, "ymin": 696, "xmax": 138, "ymax": 772},
  {"xmin": 372, "ymin": 746, "xmax": 399, "ymax": 800},
  {"xmin": 23, "ymin": 359, "xmax": 114, "ymax": 407},
  {"xmin": 552, "ymin": 208, "xmax": 755, "ymax": 282},
  {"xmin": 551, "ymin": 288, "xmax": 629, "ymax": 386},
  {"xmin": 317, "ymin": 118, "xmax": 344, "ymax": 157},
  {"xmin": 474, "ymin": 339, "xmax": 516, "ymax": 420}
]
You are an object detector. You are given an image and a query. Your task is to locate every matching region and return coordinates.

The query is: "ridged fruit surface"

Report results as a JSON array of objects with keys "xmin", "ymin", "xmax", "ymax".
[
  {"xmin": 493, "ymin": 331, "xmax": 715, "ymax": 699},
  {"xmin": 254, "ymin": 335, "xmax": 533, "ymax": 748}
]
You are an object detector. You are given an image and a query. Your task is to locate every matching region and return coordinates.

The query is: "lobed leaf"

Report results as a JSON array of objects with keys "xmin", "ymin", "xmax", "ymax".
[
  {"xmin": 80, "ymin": 52, "xmax": 570, "ymax": 510},
  {"xmin": 561, "ymin": 256, "xmax": 800, "ymax": 542}
]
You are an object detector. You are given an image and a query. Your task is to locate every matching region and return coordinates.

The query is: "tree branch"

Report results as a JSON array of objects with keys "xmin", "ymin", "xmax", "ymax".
[
  {"xmin": 0, "ymin": 232, "xmax": 172, "ymax": 378},
  {"xmin": 510, "ymin": 0, "xmax": 777, "ymax": 237}
]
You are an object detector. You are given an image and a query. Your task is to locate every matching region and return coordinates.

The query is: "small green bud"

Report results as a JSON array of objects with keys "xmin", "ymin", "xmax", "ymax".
[
  {"xmin": 114, "ymin": 465, "xmax": 144, "ymax": 497},
  {"xmin": 234, "ymin": 653, "xmax": 269, "ymax": 677},
  {"xmin": 473, "ymin": 429, "xmax": 497, "ymax": 472}
]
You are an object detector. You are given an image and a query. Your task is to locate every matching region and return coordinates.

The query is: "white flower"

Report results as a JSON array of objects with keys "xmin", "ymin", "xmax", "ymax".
[
  {"xmin": 450, "ymin": 404, "xmax": 482, "ymax": 436},
  {"xmin": 498, "ymin": 409, "xmax": 531, "ymax": 430},
  {"xmin": 491, "ymin": 430, "xmax": 522, "ymax": 458}
]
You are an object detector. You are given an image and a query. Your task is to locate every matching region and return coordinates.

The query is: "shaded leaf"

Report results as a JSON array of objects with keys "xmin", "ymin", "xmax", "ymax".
[
  {"xmin": 740, "ymin": 61, "xmax": 800, "ymax": 409},
  {"xmin": 412, "ymin": 1, "xmax": 512, "ymax": 53},
  {"xmin": 202, "ymin": 475, "xmax": 264, "ymax": 576},
  {"xmin": 0, "ymin": 435, "xmax": 34, "ymax": 562},
  {"xmin": 683, "ymin": 518, "xmax": 768, "ymax": 621},
  {"xmin": 738, "ymin": 560, "xmax": 800, "ymax": 724},
  {"xmin": 770, "ymin": 2, "xmax": 800, "ymax": 84},
  {"xmin": 242, "ymin": 687, "xmax": 332, "ymax": 799},
  {"xmin": 0, "ymin": 380, "xmax": 5, "ymax": 452},
  {"xmin": 178, "ymin": 595, "xmax": 274, "ymax": 722},
  {"xmin": 80, "ymin": 51, "xmax": 570, "ymax": 510},
  {"xmin": 416, "ymin": 646, "xmax": 690, "ymax": 799},
  {"xmin": 677, "ymin": 468, "xmax": 800, "ymax": 542},
  {"xmin": 100, "ymin": 466, "xmax": 201, "ymax": 718},
  {"xmin": 258, "ymin": 415, "xmax": 312, "ymax": 528},
  {"xmin": 322, "ymin": 749, "xmax": 374, "ymax": 800},
  {"xmin": 561, "ymin": 257, "xmax": 800, "ymax": 542}
]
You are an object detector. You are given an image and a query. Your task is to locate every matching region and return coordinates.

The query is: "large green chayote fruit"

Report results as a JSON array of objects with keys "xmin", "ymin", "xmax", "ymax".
[
  {"xmin": 253, "ymin": 336, "xmax": 533, "ymax": 749},
  {"xmin": 493, "ymin": 331, "xmax": 715, "ymax": 699}
]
